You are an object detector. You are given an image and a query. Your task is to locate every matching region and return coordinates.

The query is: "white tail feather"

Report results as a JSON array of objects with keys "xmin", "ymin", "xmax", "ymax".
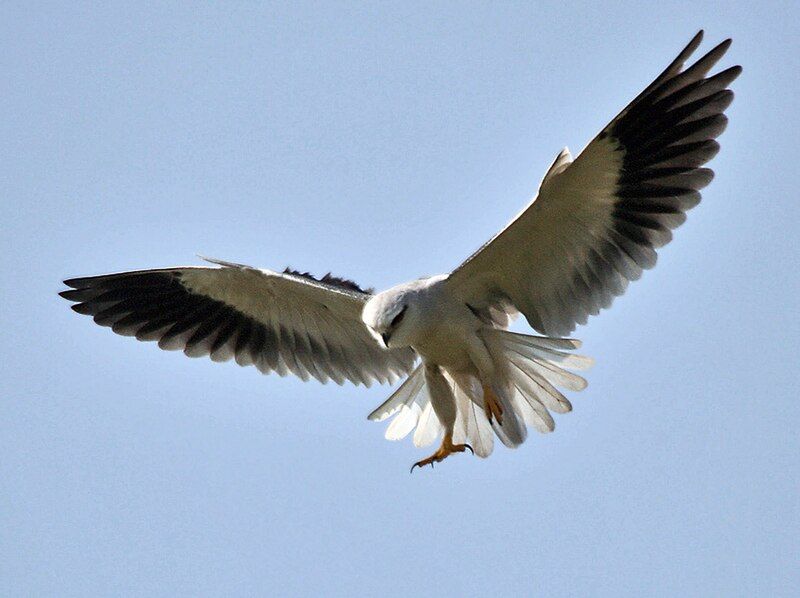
[
  {"xmin": 505, "ymin": 344, "xmax": 588, "ymax": 391},
  {"xmin": 508, "ymin": 357, "xmax": 572, "ymax": 414},
  {"xmin": 449, "ymin": 374, "xmax": 494, "ymax": 458},
  {"xmin": 502, "ymin": 334, "xmax": 594, "ymax": 370},
  {"xmin": 368, "ymin": 365, "xmax": 426, "ymax": 422},
  {"xmin": 385, "ymin": 404, "xmax": 422, "ymax": 441},
  {"xmin": 413, "ymin": 402, "xmax": 442, "ymax": 447},
  {"xmin": 369, "ymin": 330, "xmax": 592, "ymax": 458},
  {"xmin": 511, "ymin": 382, "xmax": 555, "ymax": 433},
  {"xmin": 454, "ymin": 381, "xmax": 494, "ymax": 458}
]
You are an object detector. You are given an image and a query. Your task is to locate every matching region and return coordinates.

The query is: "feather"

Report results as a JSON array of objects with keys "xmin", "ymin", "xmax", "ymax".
[
  {"xmin": 385, "ymin": 404, "xmax": 423, "ymax": 441},
  {"xmin": 445, "ymin": 32, "xmax": 740, "ymax": 336},
  {"xmin": 60, "ymin": 263, "xmax": 416, "ymax": 386},
  {"xmin": 458, "ymin": 388, "xmax": 494, "ymax": 458},
  {"xmin": 368, "ymin": 365, "xmax": 425, "ymax": 422},
  {"xmin": 413, "ymin": 402, "xmax": 442, "ymax": 448}
]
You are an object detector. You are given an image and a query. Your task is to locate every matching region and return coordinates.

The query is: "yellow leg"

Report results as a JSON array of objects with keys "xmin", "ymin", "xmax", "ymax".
[
  {"xmin": 482, "ymin": 384, "xmax": 504, "ymax": 425},
  {"xmin": 410, "ymin": 433, "xmax": 473, "ymax": 472}
]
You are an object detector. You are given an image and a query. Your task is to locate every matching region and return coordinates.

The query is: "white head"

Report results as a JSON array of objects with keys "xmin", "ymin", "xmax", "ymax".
[{"xmin": 362, "ymin": 281, "xmax": 424, "ymax": 349}]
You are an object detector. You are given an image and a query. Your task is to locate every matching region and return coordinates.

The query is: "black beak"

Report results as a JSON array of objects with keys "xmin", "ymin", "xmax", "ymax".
[{"xmin": 381, "ymin": 332, "xmax": 391, "ymax": 347}]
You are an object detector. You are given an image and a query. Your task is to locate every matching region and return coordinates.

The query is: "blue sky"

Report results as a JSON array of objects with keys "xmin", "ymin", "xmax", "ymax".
[{"xmin": 2, "ymin": 2, "xmax": 798, "ymax": 596}]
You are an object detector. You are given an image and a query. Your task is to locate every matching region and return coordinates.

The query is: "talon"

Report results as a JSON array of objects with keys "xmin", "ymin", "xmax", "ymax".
[
  {"xmin": 410, "ymin": 458, "xmax": 435, "ymax": 473},
  {"xmin": 482, "ymin": 385, "xmax": 504, "ymax": 425},
  {"xmin": 409, "ymin": 433, "xmax": 474, "ymax": 471}
]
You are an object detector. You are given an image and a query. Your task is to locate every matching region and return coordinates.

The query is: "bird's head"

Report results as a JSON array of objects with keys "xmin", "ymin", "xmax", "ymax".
[{"xmin": 362, "ymin": 285, "xmax": 415, "ymax": 349}]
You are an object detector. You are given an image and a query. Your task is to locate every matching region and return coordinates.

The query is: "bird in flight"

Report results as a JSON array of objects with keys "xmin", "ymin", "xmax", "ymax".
[{"xmin": 61, "ymin": 32, "xmax": 740, "ymax": 470}]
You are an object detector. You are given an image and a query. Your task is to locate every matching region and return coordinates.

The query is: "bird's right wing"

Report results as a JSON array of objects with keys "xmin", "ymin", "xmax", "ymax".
[
  {"xmin": 60, "ymin": 259, "xmax": 416, "ymax": 386},
  {"xmin": 445, "ymin": 31, "xmax": 741, "ymax": 337}
]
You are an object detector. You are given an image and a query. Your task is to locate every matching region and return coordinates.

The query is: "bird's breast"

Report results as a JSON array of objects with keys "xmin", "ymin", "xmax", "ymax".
[{"xmin": 410, "ymin": 314, "xmax": 481, "ymax": 372}]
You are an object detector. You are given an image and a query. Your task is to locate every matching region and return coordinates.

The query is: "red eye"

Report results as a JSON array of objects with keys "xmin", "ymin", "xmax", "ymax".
[{"xmin": 390, "ymin": 307, "xmax": 407, "ymax": 328}]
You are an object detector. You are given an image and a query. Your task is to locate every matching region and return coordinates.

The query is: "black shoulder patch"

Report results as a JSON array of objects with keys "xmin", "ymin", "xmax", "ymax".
[{"xmin": 282, "ymin": 268, "xmax": 374, "ymax": 295}]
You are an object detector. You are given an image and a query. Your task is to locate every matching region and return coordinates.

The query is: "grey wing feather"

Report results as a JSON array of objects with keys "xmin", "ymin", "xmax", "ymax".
[
  {"xmin": 446, "ymin": 31, "xmax": 741, "ymax": 336},
  {"xmin": 61, "ymin": 261, "xmax": 416, "ymax": 386}
]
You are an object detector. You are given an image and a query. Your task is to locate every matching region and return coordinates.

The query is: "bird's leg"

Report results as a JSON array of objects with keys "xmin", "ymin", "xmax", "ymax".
[
  {"xmin": 482, "ymin": 384, "xmax": 504, "ymax": 425},
  {"xmin": 410, "ymin": 433, "xmax": 473, "ymax": 472}
]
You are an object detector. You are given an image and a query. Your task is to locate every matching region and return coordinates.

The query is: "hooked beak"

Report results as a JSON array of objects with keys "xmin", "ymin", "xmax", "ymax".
[{"xmin": 381, "ymin": 332, "xmax": 391, "ymax": 347}]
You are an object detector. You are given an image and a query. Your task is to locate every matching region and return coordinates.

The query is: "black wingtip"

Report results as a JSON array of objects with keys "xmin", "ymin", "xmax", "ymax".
[
  {"xmin": 712, "ymin": 37, "xmax": 733, "ymax": 54},
  {"xmin": 59, "ymin": 289, "xmax": 81, "ymax": 301},
  {"xmin": 63, "ymin": 277, "xmax": 85, "ymax": 289},
  {"xmin": 70, "ymin": 302, "xmax": 94, "ymax": 315},
  {"xmin": 687, "ymin": 30, "xmax": 704, "ymax": 51}
]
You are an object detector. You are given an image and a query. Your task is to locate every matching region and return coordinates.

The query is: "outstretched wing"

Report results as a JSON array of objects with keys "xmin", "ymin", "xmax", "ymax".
[
  {"xmin": 60, "ymin": 260, "xmax": 416, "ymax": 386},
  {"xmin": 446, "ymin": 31, "xmax": 741, "ymax": 336}
]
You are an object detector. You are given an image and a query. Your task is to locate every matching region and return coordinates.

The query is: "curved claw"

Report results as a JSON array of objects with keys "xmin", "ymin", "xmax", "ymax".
[
  {"xmin": 410, "ymin": 460, "xmax": 435, "ymax": 474},
  {"xmin": 409, "ymin": 434, "xmax": 473, "ymax": 472}
]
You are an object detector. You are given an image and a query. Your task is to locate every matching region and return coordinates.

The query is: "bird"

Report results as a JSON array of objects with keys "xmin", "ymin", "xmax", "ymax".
[{"xmin": 60, "ymin": 31, "xmax": 740, "ymax": 471}]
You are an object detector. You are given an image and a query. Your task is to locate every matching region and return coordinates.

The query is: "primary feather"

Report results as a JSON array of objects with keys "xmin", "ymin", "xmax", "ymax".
[
  {"xmin": 446, "ymin": 31, "xmax": 741, "ymax": 337},
  {"xmin": 61, "ymin": 32, "xmax": 740, "ymax": 467},
  {"xmin": 61, "ymin": 263, "xmax": 415, "ymax": 386}
]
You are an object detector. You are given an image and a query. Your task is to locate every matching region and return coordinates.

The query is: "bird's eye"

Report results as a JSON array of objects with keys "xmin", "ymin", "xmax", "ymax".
[{"xmin": 390, "ymin": 306, "xmax": 407, "ymax": 329}]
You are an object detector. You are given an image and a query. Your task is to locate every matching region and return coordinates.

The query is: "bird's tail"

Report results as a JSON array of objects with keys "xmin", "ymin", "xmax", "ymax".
[{"xmin": 368, "ymin": 330, "xmax": 592, "ymax": 458}]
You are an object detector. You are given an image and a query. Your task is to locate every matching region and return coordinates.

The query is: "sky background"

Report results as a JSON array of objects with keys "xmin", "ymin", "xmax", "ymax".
[{"xmin": 2, "ymin": 2, "xmax": 798, "ymax": 596}]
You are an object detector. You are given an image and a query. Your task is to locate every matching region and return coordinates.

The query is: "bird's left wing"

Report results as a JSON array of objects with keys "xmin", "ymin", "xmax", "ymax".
[
  {"xmin": 60, "ymin": 260, "xmax": 416, "ymax": 386},
  {"xmin": 445, "ymin": 31, "xmax": 741, "ymax": 336}
]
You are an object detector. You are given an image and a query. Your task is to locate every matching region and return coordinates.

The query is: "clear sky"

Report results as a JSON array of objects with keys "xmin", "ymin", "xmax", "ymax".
[{"xmin": 2, "ymin": 2, "xmax": 798, "ymax": 596}]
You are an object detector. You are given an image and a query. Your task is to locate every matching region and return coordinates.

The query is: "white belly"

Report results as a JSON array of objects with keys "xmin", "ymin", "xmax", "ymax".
[
  {"xmin": 408, "ymin": 286, "xmax": 488, "ymax": 374},
  {"xmin": 412, "ymin": 323, "xmax": 476, "ymax": 372}
]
